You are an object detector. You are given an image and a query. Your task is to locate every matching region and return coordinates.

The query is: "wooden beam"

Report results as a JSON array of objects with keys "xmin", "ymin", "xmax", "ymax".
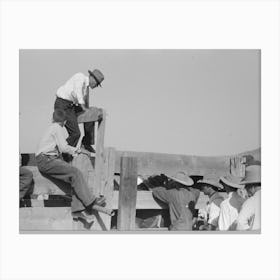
[
  {"xmin": 77, "ymin": 107, "xmax": 100, "ymax": 123},
  {"xmin": 117, "ymin": 157, "xmax": 138, "ymax": 231},
  {"xmin": 112, "ymin": 191, "xmax": 165, "ymax": 210},
  {"xmin": 230, "ymin": 156, "xmax": 246, "ymax": 178},
  {"xmin": 94, "ymin": 109, "xmax": 106, "ymax": 195},
  {"xmin": 99, "ymin": 147, "xmax": 116, "ymax": 229}
]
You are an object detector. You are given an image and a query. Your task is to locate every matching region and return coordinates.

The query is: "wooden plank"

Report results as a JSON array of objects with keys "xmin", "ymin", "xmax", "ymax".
[
  {"xmin": 111, "ymin": 191, "xmax": 164, "ymax": 210},
  {"xmin": 117, "ymin": 157, "xmax": 138, "ymax": 231},
  {"xmin": 21, "ymin": 148, "xmax": 261, "ymax": 171},
  {"xmin": 24, "ymin": 166, "xmax": 71, "ymax": 195},
  {"xmin": 77, "ymin": 107, "xmax": 100, "ymax": 123},
  {"xmin": 97, "ymin": 147, "xmax": 116, "ymax": 230},
  {"xmin": 20, "ymin": 189, "xmax": 214, "ymax": 210},
  {"xmin": 19, "ymin": 207, "xmax": 73, "ymax": 231},
  {"xmin": 72, "ymin": 151, "xmax": 113, "ymax": 231},
  {"xmin": 230, "ymin": 156, "xmax": 246, "ymax": 178},
  {"xmin": 72, "ymin": 154, "xmax": 95, "ymax": 193},
  {"xmin": 94, "ymin": 109, "xmax": 106, "ymax": 195},
  {"xmin": 71, "ymin": 153, "xmax": 99, "ymax": 230}
]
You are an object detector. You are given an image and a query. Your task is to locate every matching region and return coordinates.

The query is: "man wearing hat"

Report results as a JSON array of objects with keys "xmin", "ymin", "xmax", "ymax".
[
  {"xmin": 196, "ymin": 175, "xmax": 225, "ymax": 230},
  {"xmin": 218, "ymin": 174, "xmax": 248, "ymax": 230},
  {"xmin": 151, "ymin": 171, "xmax": 200, "ymax": 231},
  {"xmin": 54, "ymin": 69, "xmax": 104, "ymax": 155},
  {"xmin": 236, "ymin": 165, "xmax": 261, "ymax": 231}
]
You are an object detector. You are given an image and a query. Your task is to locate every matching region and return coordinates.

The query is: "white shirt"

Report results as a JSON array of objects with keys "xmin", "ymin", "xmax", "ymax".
[
  {"xmin": 36, "ymin": 123, "xmax": 77, "ymax": 156},
  {"xmin": 218, "ymin": 192, "xmax": 239, "ymax": 230},
  {"xmin": 56, "ymin": 73, "xmax": 89, "ymax": 105},
  {"xmin": 237, "ymin": 190, "xmax": 261, "ymax": 231},
  {"xmin": 206, "ymin": 192, "xmax": 224, "ymax": 228}
]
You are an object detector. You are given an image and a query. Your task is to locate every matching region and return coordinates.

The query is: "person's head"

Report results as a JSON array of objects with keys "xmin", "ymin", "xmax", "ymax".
[
  {"xmin": 245, "ymin": 183, "xmax": 261, "ymax": 197},
  {"xmin": 219, "ymin": 175, "xmax": 248, "ymax": 199},
  {"xmin": 196, "ymin": 176, "xmax": 223, "ymax": 197},
  {"xmin": 52, "ymin": 109, "xmax": 66, "ymax": 126},
  {"xmin": 167, "ymin": 171, "xmax": 194, "ymax": 189},
  {"xmin": 200, "ymin": 184, "xmax": 216, "ymax": 196},
  {"xmin": 88, "ymin": 69, "xmax": 104, "ymax": 89},
  {"xmin": 240, "ymin": 165, "xmax": 261, "ymax": 197}
]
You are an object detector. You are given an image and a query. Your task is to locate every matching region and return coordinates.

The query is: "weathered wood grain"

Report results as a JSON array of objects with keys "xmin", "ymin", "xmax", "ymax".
[
  {"xmin": 94, "ymin": 109, "xmax": 106, "ymax": 195},
  {"xmin": 77, "ymin": 107, "xmax": 100, "ymax": 123},
  {"xmin": 117, "ymin": 157, "xmax": 138, "ymax": 230}
]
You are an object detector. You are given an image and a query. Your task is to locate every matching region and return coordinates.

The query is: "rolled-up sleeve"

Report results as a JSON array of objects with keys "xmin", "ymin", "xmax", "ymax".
[{"xmin": 53, "ymin": 125, "xmax": 77, "ymax": 155}]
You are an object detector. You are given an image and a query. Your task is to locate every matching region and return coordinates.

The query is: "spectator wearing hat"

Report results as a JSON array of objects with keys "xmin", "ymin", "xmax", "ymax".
[
  {"xmin": 218, "ymin": 174, "xmax": 248, "ymax": 230},
  {"xmin": 151, "ymin": 171, "xmax": 200, "ymax": 231},
  {"xmin": 196, "ymin": 175, "xmax": 225, "ymax": 230},
  {"xmin": 236, "ymin": 165, "xmax": 261, "ymax": 231},
  {"xmin": 54, "ymin": 69, "xmax": 105, "ymax": 156},
  {"xmin": 35, "ymin": 109, "xmax": 106, "ymax": 223}
]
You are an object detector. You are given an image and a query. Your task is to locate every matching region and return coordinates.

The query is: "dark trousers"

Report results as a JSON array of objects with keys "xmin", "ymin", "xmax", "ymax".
[
  {"xmin": 19, "ymin": 167, "xmax": 34, "ymax": 199},
  {"xmin": 54, "ymin": 97, "xmax": 95, "ymax": 147},
  {"xmin": 36, "ymin": 154, "xmax": 96, "ymax": 213}
]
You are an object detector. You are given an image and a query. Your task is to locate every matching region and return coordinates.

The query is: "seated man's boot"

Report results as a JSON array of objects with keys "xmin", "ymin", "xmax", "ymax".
[
  {"xmin": 93, "ymin": 195, "xmax": 106, "ymax": 207},
  {"xmin": 72, "ymin": 210, "xmax": 95, "ymax": 223},
  {"xmin": 82, "ymin": 144, "xmax": 96, "ymax": 153}
]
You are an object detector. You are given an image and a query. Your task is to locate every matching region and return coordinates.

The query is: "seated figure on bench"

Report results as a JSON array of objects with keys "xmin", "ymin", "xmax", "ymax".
[
  {"xmin": 54, "ymin": 69, "xmax": 104, "ymax": 159},
  {"xmin": 141, "ymin": 172, "xmax": 200, "ymax": 231},
  {"xmin": 35, "ymin": 109, "xmax": 106, "ymax": 223}
]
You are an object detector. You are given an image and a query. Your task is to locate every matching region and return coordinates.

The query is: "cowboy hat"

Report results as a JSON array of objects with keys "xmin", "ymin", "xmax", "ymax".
[
  {"xmin": 240, "ymin": 165, "xmax": 261, "ymax": 185},
  {"xmin": 196, "ymin": 174, "xmax": 223, "ymax": 190},
  {"xmin": 88, "ymin": 69, "xmax": 104, "ymax": 87},
  {"xmin": 219, "ymin": 174, "xmax": 244, "ymax": 189},
  {"xmin": 167, "ymin": 171, "xmax": 194, "ymax": 186}
]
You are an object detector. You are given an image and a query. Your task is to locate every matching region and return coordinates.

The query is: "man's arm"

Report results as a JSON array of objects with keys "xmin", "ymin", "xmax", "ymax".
[
  {"xmin": 73, "ymin": 76, "xmax": 87, "ymax": 107},
  {"xmin": 53, "ymin": 125, "xmax": 78, "ymax": 155}
]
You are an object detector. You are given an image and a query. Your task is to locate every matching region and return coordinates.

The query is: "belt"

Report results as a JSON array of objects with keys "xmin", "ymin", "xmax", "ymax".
[{"xmin": 55, "ymin": 97, "xmax": 76, "ymax": 107}]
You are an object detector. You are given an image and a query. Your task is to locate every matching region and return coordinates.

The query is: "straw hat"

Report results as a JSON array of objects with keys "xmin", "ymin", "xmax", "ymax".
[
  {"xmin": 240, "ymin": 165, "xmax": 261, "ymax": 185},
  {"xmin": 219, "ymin": 174, "xmax": 244, "ymax": 189},
  {"xmin": 167, "ymin": 171, "xmax": 194, "ymax": 186},
  {"xmin": 196, "ymin": 174, "xmax": 223, "ymax": 190},
  {"xmin": 88, "ymin": 69, "xmax": 104, "ymax": 87}
]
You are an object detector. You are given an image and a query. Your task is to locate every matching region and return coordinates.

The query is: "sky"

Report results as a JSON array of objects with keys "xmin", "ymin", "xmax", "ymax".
[{"xmin": 19, "ymin": 49, "xmax": 260, "ymax": 156}]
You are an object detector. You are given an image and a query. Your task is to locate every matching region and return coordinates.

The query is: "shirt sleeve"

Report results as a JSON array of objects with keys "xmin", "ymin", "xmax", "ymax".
[
  {"xmin": 52, "ymin": 125, "xmax": 78, "ymax": 155},
  {"xmin": 218, "ymin": 201, "xmax": 230, "ymax": 230},
  {"xmin": 74, "ymin": 75, "xmax": 86, "ymax": 105},
  {"xmin": 236, "ymin": 198, "xmax": 254, "ymax": 230},
  {"xmin": 208, "ymin": 202, "xmax": 220, "ymax": 227}
]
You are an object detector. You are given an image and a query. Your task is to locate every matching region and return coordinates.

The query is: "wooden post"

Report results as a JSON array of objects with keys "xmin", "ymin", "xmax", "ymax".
[
  {"xmin": 94, "ymin": 109, "xmax": 106, "ymax": 195},
  {"xmin": 230, "ymin": 156, "xmax": 246, "ymax": 178},
  {"xmin": 117, "ymin": 157, "xmax": 138, "ymax": 231}
]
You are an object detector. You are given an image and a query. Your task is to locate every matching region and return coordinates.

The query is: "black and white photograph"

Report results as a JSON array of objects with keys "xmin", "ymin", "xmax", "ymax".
[
  {"xmin": 1, "ymin": 1, "xmax": 280, "ymax": 280},
  {"xmin": 19, "ymin": 49, "xmax": 261, "ymax": 233}
]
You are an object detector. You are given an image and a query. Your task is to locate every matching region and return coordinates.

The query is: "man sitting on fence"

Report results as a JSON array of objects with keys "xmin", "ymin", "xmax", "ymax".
[
  {"xmin": 35, "ymin": 109, "xmax": 106, "ymax": 223},
  {"xmin": 143, "ymin": 171, "xmax": 200, "ymax": 231}
]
